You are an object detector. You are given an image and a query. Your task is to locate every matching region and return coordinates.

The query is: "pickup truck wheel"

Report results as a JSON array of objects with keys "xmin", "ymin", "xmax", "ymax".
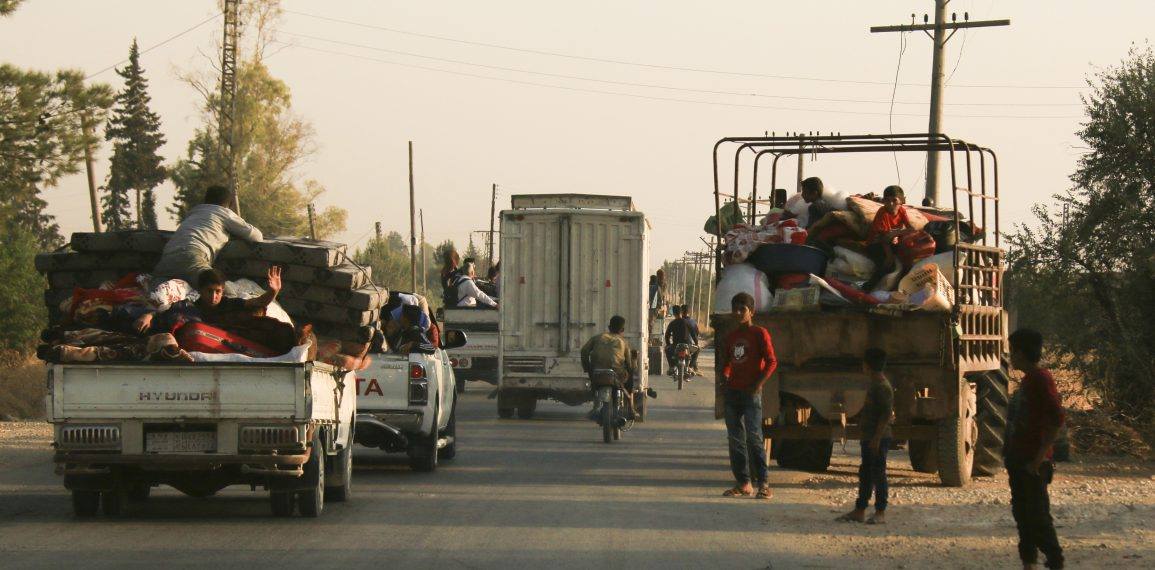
[
  {"xmin": 270, "ymin": 491, "xmax": 295, "ymax": 517},
  {"xmin": 497, "ymin": 391, "xmax": 515, "ymax": 419},
  {"xmin": 72, "ymin": 490, "xmax": 100, "ymax": 518},
  {"xmin": 439, "ymin": 401, "xmax": 457, "ymax": 461},
  {"xmin": 101, "ymin": 486, "xmax": 128, "ymax": 517},
  {"xmin": 325, "ymin": 437, "xmax": 353, "ymax": 503},
  {"xmin": 516, "ymin": 398, "xmax": 536, "ymax": 420},
  {"xmin": 128, "ymin": 482, "xmax": 151, "ymax": 502},
  {"xmin": 298, "ymin": 438, "xmax": 325, "ymax": 517},
  {"xmin": 409, "ymin": 405, "xmax": 441, "ymax": 472},
  {"xmin": 937, "ymin": 385, "xmax": 978, "ymax": 487}
]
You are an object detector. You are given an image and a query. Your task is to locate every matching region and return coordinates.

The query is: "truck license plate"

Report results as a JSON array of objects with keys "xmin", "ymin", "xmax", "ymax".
[{"xmin": 146, "ymin": 432, "xmax": 216, "ymax": 453}]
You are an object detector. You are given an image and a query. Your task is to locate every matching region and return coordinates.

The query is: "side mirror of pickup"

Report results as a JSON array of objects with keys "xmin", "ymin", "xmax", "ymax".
[{"xmin": 442, "ymin": 329, "xmax": 468, "ymax": 350}]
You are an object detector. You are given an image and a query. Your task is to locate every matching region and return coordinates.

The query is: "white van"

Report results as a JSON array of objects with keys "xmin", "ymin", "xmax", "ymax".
[{"xmin": 497, "ymin": 194, "xmax": 650, "ymax": 419}]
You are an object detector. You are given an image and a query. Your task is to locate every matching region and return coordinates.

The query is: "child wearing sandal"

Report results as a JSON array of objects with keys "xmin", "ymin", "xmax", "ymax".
[
  {"xmin": 838, "ymin": 348, "xmax": 894, "ymax": 524},
  {"xmin": 719, "ymin": 292, "xmax": 778, "ymax": 500}
]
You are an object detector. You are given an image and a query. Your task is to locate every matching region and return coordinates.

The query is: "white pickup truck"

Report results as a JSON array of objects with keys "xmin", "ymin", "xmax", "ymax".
[
  {"xmin": 441, "ymin": 307, "xmax": 499, "ymax": 391},
  {"xmin": 48, "ymin": 361, "xmax": 356, "ymax": 518},
  {"xmin": 353, "ymin": 330, "xmax": 466, "ymax": 471}
]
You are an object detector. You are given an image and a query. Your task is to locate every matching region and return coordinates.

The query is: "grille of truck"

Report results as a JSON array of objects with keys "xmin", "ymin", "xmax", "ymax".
[
  {"xmin": 504, "ymin": 356, "xmax": 545, "ymax": 373},
  {"xmin": 59, "ymin": 425, "xmax": 121, "ymax": 450},
  {"xmin": 239, "ymin": 426, "xmax": 299, "ymax": 449}
]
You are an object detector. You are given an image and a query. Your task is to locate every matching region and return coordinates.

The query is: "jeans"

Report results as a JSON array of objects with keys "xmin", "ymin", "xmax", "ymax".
[
  {"xmin": 1009, "ymin": 463, "xmax": 1064, "ymax": 568},
  {"xmin": 723, "ymin": 388, "xmax": 768, "ymax": 485},
  {"xmin": 855, "ymin": 438, "xmax": 891, "ymax": 511}
]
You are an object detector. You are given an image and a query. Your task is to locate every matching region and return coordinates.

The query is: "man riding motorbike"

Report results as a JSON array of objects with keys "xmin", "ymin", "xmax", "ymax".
[
  {"xmin": 580, "ymin": 315, "xmax": 637, "ymax": 421},
  {"xmin": 665, "ymin": 306, "xmax": 700, "ymax": 379}
]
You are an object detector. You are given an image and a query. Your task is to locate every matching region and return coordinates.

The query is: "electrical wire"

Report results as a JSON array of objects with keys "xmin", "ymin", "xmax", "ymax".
[
  {"xmin": 277, "ymin": 30, "xmax": 1079, "ymax": 109},
  {"xmin": 85, "ymin": 13, "xmax": 223, "ymax": 80},
  {"xmin": 283, "ymin": 8, "xmax": 1085, "ymax": 90},
  {"xmin": 274, "ymin": 41, "xmax": 1083, "ymax": 120},
  {"xmin": 889, "ymin": 30, "xmax": 909, "ymax": 184}
]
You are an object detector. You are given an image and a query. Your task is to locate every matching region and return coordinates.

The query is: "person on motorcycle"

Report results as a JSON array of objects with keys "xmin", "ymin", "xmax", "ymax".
[
  {"xmin": 680, "ymin": 304, "xmax": 702, "ymax": 375},
  {"xmin": 664, "ymin": 306, "xmax": 699, "ymax": 380},
  {"xmin": 580, "ymin": 315, "xmax": 637, "ymax": 421}
]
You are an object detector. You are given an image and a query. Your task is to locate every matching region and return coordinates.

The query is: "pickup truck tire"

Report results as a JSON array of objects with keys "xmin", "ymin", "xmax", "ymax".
[
  {"xmin": 101, "ymin": 486, "xmax": 128, "ymax": 517},
  {"xmin": 128, "ymin": 482, "xmax": 151, "ymax": 502},
  {"xmin": 298, "ymin": 437, "xmax": 325, "ymax": 517},
  {"xmin": 972, "ymin": 369, "xmax": 1009, "ymax": 477},
  {"xmin": 439, "ymin": 400, "xmax": 457, "ymax": 461},
  {"xmin": 497, "ymin": 391, "xmax": 515, "ymax": 419},
  {"xmin": 516, "ymin": 398, "xmax": 537, "ymax": 420},
  {"xmin": 326, "ymin": 435, "xmax": 354, "ymax": 503},
  {"xmin": 937, "ymin": 385, "xmax": 978, "ymax": 487},
  {"xmin": 270, "ymin": 492, "xmax": 295, "ymax": 517},
  {"xmin": 72, "ymin": 490, "xmax": 100, "ymax": 517},
  {"xmin": 409, "ymin": 405, "xmax": 440, "ymax": 472}
]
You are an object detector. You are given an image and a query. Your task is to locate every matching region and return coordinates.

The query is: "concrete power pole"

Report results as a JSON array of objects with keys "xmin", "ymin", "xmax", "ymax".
[
  {"xmin": 872, "ymin": 2, "xmax": 1008, "ymax": 206},
  {"xmin": 420, "ymin": 209, "xmax": 427, "ymax": 296},
  {"xmin": 488, "ymin": 183, "xmax": 497, "ymax": 268},
  {"xmin": 306, "ymin": 203, "xmax": 316, "ymax": 239},
  {"xmin": 408, "ymin": 141, "xmax": 417, "ymax": 293},
  {"xmin": 219, "ymin": 0, "xmax": 241, "ymax": 213}
]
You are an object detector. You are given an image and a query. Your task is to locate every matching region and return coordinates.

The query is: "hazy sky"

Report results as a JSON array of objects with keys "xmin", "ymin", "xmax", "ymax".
[{"xmin": 4, "ymin": 0, "xmax": 1152, "ymax": 270}]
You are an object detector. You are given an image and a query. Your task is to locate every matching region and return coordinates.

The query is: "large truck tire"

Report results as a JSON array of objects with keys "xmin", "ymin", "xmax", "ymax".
[
  {"xmin": 972, "ymin": 369, "xmax": 1010, "ymax": 476},
  {"xmin": 72, "ymin": 490, "xmax": 100, "ymax": 518},
  {"xmin": 908, "ymin": 438, "xmax": 939, "ymax": 473},
  {"xmin": 937, "ymin": 385, "xmax": 978, "ymax": 487},
  {"xmin": 497, "ymin": 390, "xmax": 515, "ymax": 419},
  {"xmin": 516, "ymin": 397, "xmax": 537, "ymax": 420}
]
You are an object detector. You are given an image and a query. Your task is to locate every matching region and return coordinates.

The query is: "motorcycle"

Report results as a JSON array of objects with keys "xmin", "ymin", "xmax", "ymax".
[
  {"xmin": 591, "ymin": 368, "xmax": 633, "ymax": 444},
  {"xmin": 673, "ymin": 343, "xmax": 692, "ymax": 391}
]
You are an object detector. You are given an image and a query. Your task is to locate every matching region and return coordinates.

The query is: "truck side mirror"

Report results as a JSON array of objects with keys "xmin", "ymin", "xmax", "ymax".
[{"xmin": 442, "ymin": 329, "xmax": 468, "ymax": 350}]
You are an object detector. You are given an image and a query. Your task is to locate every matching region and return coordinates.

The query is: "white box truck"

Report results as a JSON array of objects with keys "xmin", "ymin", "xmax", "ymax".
[{"xmin": 497, "ymin": 194, "xmax": 650, "ymax": 419}]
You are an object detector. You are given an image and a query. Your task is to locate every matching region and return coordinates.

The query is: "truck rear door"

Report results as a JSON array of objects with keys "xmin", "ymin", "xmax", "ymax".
[{"xmin": 500, "ymin": 212, "xmax": 565, "ymax": 355}]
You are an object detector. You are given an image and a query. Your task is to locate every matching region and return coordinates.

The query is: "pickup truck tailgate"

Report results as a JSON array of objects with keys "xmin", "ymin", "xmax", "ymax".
[{"xmin": 50, "ymin": 363, "xmax": 333, "ymax": 420}]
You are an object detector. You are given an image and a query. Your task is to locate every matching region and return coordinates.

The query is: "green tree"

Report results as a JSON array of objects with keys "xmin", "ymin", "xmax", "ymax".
[
  {"xmin": 0, "ymin": 65, "xmax": 112, "ymax": 247},
  {"xmin": 0, "ymin": 224, "xmax": 45, "ymax": 353},
  {"xmin": 0, "ymin": 0, "xmax": 23, "ymax": 16},
  {"xmin": 169, "ymin": 0, "xmax": 345, "ymax": 238},
  {"xmin": 353, "ymin": 231, "xmax": 411, "ymax": 292},
  {"xmin": 1007, "ymin": 46, "xmax": 1155, "ymax": 425},
  {"xmin": 102, "ymin": 39, "xmax": 167, "ymax": 230}
]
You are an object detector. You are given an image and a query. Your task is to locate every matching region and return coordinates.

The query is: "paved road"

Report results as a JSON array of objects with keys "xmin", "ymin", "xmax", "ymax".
[{"xmin": 0, "ymin": 353, "xmax": 822, "ymax": 569}]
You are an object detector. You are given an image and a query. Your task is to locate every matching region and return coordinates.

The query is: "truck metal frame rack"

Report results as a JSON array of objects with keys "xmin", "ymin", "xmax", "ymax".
[{"xmin": 709, "ymin": 133, "xmax": 1007, "ymax": 487}]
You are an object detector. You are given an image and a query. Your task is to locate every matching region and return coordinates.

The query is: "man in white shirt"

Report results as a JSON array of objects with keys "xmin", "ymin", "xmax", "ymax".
[
  {"xmin": 452, "ymin": 262, "xmax": 498, "ymax": 308},
  {"xmin": 152, "ymin": 185, "xmax": 264, "ymax": 284},
  {"xmin": 786, "ymin": 177, "xmax": 848, "ymax": 228}
]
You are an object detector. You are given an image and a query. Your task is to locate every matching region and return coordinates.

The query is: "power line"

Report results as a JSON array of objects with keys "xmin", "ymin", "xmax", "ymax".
[
  {"xmin": 85, "ymin": 13, "xmax": 222, "ymax": 80},
  {"xmin": 274, "ymin": 41, "xmax": 1082, "ymax": 120},
  {"xmin": 277, "ymin": 30, "xmax": 1079, "ymax": 109},
  {"xmin": 283, "ymin": 8, "xmax": 1085, "ymax": 91},
  {"xmin": 889, "ymin": 30, "xmax": 909, "ymax": 184}
]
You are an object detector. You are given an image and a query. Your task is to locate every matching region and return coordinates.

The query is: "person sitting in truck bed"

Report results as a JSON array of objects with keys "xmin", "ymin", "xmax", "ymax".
[
  {"xmin": 863, "ymin": 185, "xmax": 914, "ymax": 291},
  {"xmin": 784, "ymin": 177, "xmax": 848, "ymax": 229},
  {"xmin": 151, "ymin": 185, "xmax": 264, "ymax": 285},
  {"xmin": 450, "ymin": 261, "xmax": 498, "ymax": 308},
  {"xmin": 383, "ymin": 292, "xmax": 441, "ymax": 350},
  {"xmin": 392, "ymin": 304, "xmax": 437, "ymax": 355},
  {"xmin": 135, "ymin": 267, "xmax": 283, "ymax": 334}
]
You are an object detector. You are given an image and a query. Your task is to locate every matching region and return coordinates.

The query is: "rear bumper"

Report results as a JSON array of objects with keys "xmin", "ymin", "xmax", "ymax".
[{"xmin": 54, "ymin": 451, "xmax": 309, "ymax": 473}]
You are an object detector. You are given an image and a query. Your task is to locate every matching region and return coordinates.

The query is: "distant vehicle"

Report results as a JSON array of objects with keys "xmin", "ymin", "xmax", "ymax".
[
  {"xmin": 709, "ymin": 134, "xmax": 1009, "ymax": 487},
  {"xmin": 48, "ymin": 361, "xmax": 355, "ymax": 518},
  {"xmin": 354, "ymin": 308, "xmax": 467, "ymax": 472},
  {"xmin": 591, "ymin": 368, "xmax": 633, "ymax": 443},
  {"xmin": 497, "ymin": 194, "xmax": 652, "ymax": 420},
  {"xmin": 441, "ymin": 306, "xmax": 499, "ymax": 391},
  {"xmin": 673, "ymin": 342, "xmax": 692, "ymax": 391}
]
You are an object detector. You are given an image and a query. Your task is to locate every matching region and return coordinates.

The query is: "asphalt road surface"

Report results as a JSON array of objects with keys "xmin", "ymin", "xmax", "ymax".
[{"xmin": 3, "ymin": 352, "xmax": 1152, "ymax": 569}]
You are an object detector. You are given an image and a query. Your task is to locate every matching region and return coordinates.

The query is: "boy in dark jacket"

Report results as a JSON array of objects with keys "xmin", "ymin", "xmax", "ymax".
[{"xmin": 1005, "ymin": 329, "xmax": 1065, "ymax": 569}]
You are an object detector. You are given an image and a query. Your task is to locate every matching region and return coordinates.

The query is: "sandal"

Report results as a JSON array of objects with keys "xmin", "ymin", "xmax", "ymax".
[
  {"xmin": 866, "ymin": 513, "xmax": 887, "ymax": 525},
  {"xmin": 836, "ymin": 511, "xmax": 866, "ymax": 523},
  {"xmin": 755, "ymin": 486, "xmax": 773, "ymax": 500},
  {"xmin": 722, "ymin": 486, "xmax": 752, "ymax": 498}
]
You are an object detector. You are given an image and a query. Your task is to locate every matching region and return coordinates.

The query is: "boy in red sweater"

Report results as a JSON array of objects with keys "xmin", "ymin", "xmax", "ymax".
[
  {"xmin": 719, "ymin": 292, "xmax": 778, "ymax": 500},
  {"xmin": 863, "ymin": 185, "xmax": 913, "ymax": 291},
  {"xmin": 1005, "ymin": 329, "xmax": 1065, "ymax": 569}
]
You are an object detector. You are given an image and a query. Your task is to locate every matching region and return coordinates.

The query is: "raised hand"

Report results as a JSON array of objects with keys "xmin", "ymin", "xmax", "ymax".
[{"xmin": 266, "ymin": 265, "xmax": 283, "ymax": 296}]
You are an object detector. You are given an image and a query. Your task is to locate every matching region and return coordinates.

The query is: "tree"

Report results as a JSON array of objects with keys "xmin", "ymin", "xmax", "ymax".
[
  {"xmin": 0, "ymin": 65, "xmax": 112, "ymax": 247},
  {"xmin": 1007, "ymin": 46, "xmax": 1155, "ymax": 426},
  {"xmin": 102, "ymin": 39, "xmax": 167, "ymax": 230},
  {"xmin": 354, "ymin": 231, "xmax": 411, "ymax": 292},
  {"xmin": 0, "ymin": 224, "xmax": 45, "ymax": 353},
  {"xmin": 169, "ymin": 0, "xmax": 345, "ymax": 238},
  {"xmin": 0, "ymin": 0, "xmax": 23, "ymax": 16}
]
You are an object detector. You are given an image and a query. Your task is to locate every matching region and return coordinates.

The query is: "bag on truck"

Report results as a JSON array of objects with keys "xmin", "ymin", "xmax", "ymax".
[
  {"xmin": 826, "ymin": 246, "xmax": 876, "ymax": 281},
  {"xmin": 894, "ymin": 230, "xmax": 936, "ymax": 267},
  {"xmin": 175, "ymin": 322, "xmax": 277, "ymax": 358},
  {"xmin": 705, "ymin": 201, "xmax": 743, "ymax": 236},
  {"xmin": 713, "ymin": 263, "xmax": 773, "ymax": 313}
]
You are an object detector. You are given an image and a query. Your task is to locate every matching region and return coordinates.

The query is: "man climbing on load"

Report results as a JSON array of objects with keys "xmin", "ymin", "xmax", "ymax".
[{"xmin": 151, "ymin": 185, "xmax": 264, "ymax": 285}]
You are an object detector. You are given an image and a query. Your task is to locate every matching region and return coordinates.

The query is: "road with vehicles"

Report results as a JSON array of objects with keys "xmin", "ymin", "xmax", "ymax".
[{"xmin": 1, "ymin": 351, "xmax": 1152, "ymax": 569}]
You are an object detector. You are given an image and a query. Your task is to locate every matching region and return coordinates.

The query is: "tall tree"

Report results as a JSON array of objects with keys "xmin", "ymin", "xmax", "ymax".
[
  {"xmin": 169, "ymin": 0, "xmax": 345, "ymax": 238},
  {"xmin": 0, "ymin": 0, "xmax": 23, "ymax": 16},
  {"xmin": 102, "ymin": 39, "xmax": 167, "ymax": 230},
  {"xmin": 1007, "ymin": 46, "xmax": 1155, "ymax": 425}
]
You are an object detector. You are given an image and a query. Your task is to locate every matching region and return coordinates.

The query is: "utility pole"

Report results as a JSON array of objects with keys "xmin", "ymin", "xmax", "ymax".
[
  {"xmin": 81, "ymin": 114, "xmax": 103, "ymax": 232},
  {"xmin": 306, "ymin": 203, "xmax": 316, "ymax": 239},
  {"xmin": 375, "ymin": 221, "xmax": 382, "ymax": 240},
  {"xmin": 408, "ymin": 141, "xmax": 417, "ymax": 293},
  {"xmin": 488, "ymin": 183, "xmax": 497, "ymax": 269},
  {"xmin": 420, "ymin": 209, "xmax": 427, "ymax": 296},
  {"xmin": 220, "ymin": 0, "xmax": 241, "ymax": 213},
  {"xmin": 871, "ymin": 2, "xmax": 1008, "ymax": 206},
  {"xmin": 796, "ymin": 135, "xmax": 805, "ymax": 193}
]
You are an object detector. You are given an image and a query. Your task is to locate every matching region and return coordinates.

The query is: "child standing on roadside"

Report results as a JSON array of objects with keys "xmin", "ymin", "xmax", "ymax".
[
  {"xmin": 1005, "ymin": 329, "xmax": 1065, "ymax": 570},
  {"xmin": 719, "ymin": 292, "xmax": 777, "ymax": 500},
  {"xmin": 838, "ymin": 348, "xmax": 893, "ymax": 524}
]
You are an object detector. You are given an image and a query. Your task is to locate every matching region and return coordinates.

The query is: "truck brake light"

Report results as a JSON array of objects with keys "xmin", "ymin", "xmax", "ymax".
[{"xmin": 409, "ymin": 363, "xmax": 429, "ymax": 405}]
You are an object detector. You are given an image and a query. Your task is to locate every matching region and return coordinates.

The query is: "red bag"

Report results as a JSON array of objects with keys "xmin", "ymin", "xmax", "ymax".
[
  {"xmin": 895, "ymin": 231, "xmax": 936, "ymax": 267},
  {"xmin": 775, "ymin": 273, "xmax": 810, "ymax": 291},
  {"xmin": 175, "ymin": 322, "xmax": 277, "ymax": 357}
]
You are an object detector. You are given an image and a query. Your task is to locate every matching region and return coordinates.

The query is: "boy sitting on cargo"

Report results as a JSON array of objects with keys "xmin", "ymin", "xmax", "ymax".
[
  {"xmin": 837, "ymin": 348, "xmax": 894, "ymax": 524},
  {"xmin": 134, "ymin": 267, "xmax": 283, "ymax": 334},
  {"xmin": 719, "ymin": 292, "xmax": 777, "ymax": 500},
  {"xmin": 151, "ymin": 185, "xmax": 264, "ymax": 285},
  {"xmin": 863, "ymin": 185, "xmax": 913, "ymax": 291}
]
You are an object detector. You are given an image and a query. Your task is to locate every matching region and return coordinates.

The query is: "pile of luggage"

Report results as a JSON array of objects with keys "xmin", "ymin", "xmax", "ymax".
[
  {"xmin": 713, "ymin": 194, "xmax": 978, "ymax": 314},
  {"xmin": 36, "ymin": 230, "xmax": 389, "ymax": 361}
]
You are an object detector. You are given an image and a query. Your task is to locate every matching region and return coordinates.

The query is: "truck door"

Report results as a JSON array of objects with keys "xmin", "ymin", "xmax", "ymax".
[{"xmin": 501, "ymin": 212, "xmax": 565, "ymax": 355}]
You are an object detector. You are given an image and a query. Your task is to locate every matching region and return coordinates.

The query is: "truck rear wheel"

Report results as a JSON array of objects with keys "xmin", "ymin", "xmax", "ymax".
[
  {"xmin": 937, "ymin": 385, "xmax": 978, "ymax": 487},
  {"xmin": 72, "ymin": 490, "xmax": 100, "ymax": 518},
  {"xmin": 439, "ymin": 399, "xmax": 457, "ymax": 461},
  {"xmin": 908, "ymin": 438, "xmax": 939, "ymax": 473},
  {"xmin": 298, "ymin": 437, "xmax": 325, "ymax": 517},
  {"xmin": 972, "ymin": 369, "xmax": 1009, "ymax": 476},
  {"xmin": 101, "ymin": 486, "xmax": 128, "ymax": 517},
  {"xmin": 497, "ymin": 390, "xmax": 515, "ymax": 419},
  {"xmin": 516, "ymin": 398, "xmax": 537, "ymax": 420},
  {"xmin": 270, "ymin": 491, "xmax": 295, "ymax": 517},
  {"xmin": 326, "ymin": 432, "xmax": 354, "ymax": 503},
  {"xmin": 409, "ymin": 406, "xmax": 440, "ymax": 472}
]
